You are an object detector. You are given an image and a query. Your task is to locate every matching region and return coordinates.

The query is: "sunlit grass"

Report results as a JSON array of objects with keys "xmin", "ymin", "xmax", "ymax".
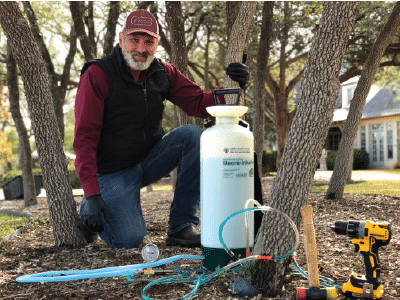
[
  {"xmin": 140, "ymin": 185, "xmax": 174, "ymax": 193},
  {"xmin": 311, "ymin": 179, "xmax": 400, "ymax": 197},
  {"xmin": 0, "ymin": 213, "xmax": 29, "ymax": 238}
]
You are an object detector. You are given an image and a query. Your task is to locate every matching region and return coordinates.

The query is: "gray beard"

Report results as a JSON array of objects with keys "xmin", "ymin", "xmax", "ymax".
[{"xmin": 121, "ymin": 47, "xmax": 154, "ymax": 71}]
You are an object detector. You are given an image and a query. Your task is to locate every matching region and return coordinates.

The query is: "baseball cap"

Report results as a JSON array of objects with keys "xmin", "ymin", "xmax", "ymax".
[{"xmin": 123, "ymin": 10, "xmax": 160, "ymax": 39}]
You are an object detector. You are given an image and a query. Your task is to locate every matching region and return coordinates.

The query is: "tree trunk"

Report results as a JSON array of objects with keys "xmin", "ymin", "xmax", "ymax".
[
  {"xmin": 223, "ymin": 2, "xmax": 258, "ymax": 105},
  {"xmin": 86, "ymin": 1, "xmax": 97, "ymax": 57},
  {"xmin": 70, "ymin": 1, "xmax": 95, "ymax": 62},
  {"xmin": 226, "ymin": 2, "xmax": 242, "ymax": 42},
  {"xmin": 103, "ymin": 1, "xmax": 120, "ymax": 55},
  {"xmin": 203, "ymin": 26, "xmax": 211, "ymax": 92},
  {"xmin": 166, "ymin": 1, "xmax": 195, "ymax": 126},
  {"xmin": 274, "ymin": 2, "xmax": 291, "ymax": 169},
  {"xmin": 250, "ymin": 2, "xmax": 361, "ymax": 296},
  {"xmin": 326, "ymin": 2, "xmax": 400, "ymax": 200},
  {"xmin": 253, "ymin": 2, "xmax": 274, "ymax": 179},
  {"xmin": 6, "ymin": 40, "xmax": 37, "ymax": 207},
  {"xmin": 0, "ymin": 2, "xmax": 86, "ymax": 248}
]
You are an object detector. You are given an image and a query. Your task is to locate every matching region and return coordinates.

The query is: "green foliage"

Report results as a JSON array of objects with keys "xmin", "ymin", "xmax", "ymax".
[
  {"xmin": 67, "ymin": 159, "xmax": 81, "ymax": 189},
  {"xmin": 262, "ymin": 151, "xmax": 278, "ymax": 174},
  {"xmin": 326, "ymin": 149, "xmax": 370, "ymax": 171}
]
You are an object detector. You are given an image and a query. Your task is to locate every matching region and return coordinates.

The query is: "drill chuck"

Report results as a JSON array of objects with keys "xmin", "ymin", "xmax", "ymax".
[{"xmin": 331, "ymin": 220, "xmax": 365, "ymax": 239}]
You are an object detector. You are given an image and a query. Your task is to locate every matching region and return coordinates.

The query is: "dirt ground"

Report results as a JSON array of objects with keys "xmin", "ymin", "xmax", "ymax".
[{"xmin": 0, "ymin": 177, "xmax": 399, "ymax": 300}]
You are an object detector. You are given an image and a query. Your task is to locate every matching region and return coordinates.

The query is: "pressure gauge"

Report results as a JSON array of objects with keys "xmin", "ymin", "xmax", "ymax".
[{"xmin": 141, "ymin": 244, "xmax": 159, "ymax": 263}]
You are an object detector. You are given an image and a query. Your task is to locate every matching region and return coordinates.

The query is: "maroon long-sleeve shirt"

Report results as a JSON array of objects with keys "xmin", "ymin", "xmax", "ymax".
[{"xmin": 74, "ymin": 60, "xmax": 224, "ymax": 197}]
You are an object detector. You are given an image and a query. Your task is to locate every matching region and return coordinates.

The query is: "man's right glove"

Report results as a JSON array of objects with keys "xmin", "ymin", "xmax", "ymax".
[{"xmin": 82, "ymin": 194, "xmax": 111, "ymax": 233}]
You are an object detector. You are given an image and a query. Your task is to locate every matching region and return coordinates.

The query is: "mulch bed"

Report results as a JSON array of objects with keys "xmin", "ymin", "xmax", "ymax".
[{"xmin": 0, "ymin": 177, "xmax": 399, "ymax": 299}]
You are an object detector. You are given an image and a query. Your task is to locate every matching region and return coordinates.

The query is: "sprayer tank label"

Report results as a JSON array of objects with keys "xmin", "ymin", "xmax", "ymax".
[{"xmin": 222, "ymin": 158, "xmax": 254, "ymax": 178}]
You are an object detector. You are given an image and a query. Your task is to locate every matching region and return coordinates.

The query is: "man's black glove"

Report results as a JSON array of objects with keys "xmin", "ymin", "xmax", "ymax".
[
  {"xmin": 82, "ymin": 194, "xmax": 111, "ymax": 233},
  {"xmin": 225, "ymin": 62, "xmax": 249, "ymax": 89}
]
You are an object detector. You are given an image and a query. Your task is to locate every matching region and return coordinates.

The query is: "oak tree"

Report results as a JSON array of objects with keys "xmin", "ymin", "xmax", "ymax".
[
  {"xmin": 249, "ymin": 2, "xmax": 361, "ymax": 296},
  {"xmin": 0, "ymin": 1, "xmax": 86, "ymax": 248}
]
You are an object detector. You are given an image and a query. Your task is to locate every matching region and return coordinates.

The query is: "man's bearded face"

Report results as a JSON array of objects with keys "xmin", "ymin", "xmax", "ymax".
[{"xmin": 120, "ymin": 32, "xmax": 159, "ymax": 71}]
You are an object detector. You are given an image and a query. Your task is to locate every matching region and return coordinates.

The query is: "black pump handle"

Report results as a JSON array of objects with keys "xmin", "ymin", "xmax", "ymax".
[{"xmin": 213, "ymin": 88, "xmax": 240, "ymax": 106}]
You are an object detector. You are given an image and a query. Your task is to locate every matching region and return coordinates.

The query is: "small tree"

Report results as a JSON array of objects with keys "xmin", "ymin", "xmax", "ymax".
[{"xmin": 326, "ymin": 2, "xmax": 400, "ymax": 200}]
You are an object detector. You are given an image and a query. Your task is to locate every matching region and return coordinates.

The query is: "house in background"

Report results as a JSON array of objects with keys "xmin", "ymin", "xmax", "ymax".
[
  {"xmin": 326, "ymin": 77, "xmax": 400, "ymax": 169},
  {"xmin": 292, "ymin": 77, "xmax": 400, "ymax": 169}
]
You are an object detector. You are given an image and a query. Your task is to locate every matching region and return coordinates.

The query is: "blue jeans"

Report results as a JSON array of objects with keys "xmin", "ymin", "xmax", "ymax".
[{"xmin": 79, "ymin": 124, "xmax": 203, "ymax": 249}]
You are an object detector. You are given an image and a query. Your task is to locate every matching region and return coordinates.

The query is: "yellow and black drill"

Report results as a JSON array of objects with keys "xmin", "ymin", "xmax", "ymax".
[{"xmin": 328, "ymin": 220, "xmax": 391, "ymax": 299}]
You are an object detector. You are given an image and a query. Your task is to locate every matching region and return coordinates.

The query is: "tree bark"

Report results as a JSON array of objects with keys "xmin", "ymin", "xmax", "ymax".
[
  {"xmin": 203, "ymin": 26, "xmax": 211, "ymax": 92},
  {"xmin": 275, "ymin": 2, "xmax": 291, "ymax": 168},
  {"xmin": 6, "ymin": 40, "xmax": 37, "ymax": 207},
  {"xmin": 166, "ymin": 1, "xmax": 195, "ymax": 126},
  {"xmin": 70, "ymin": 1, "xmax": 95, "ymax": 62},
  {"xmin": 0, "ymin": 2, "xmax": 86, "ymax": 248},
  {"xmin": 86, "ymin": 1, "xmax": 96, "ymax": 57},
  {"xmin": 326, "ymin": 2, "xmax": 400, "ymax": 200},
  {"xmin": 250, "ymin": 2, "xmax": 361, "ymax": 296},
  {"xmin": 103, "ymin": 1, "xmax": 120, "ymax": 55},
  {"xmin": 223, "ymin": 2, "xmax": 258, "ymax": 105},
  {"xmin": 226, "ymin": 2, "xmax": 242, "ymax": 42},
  {"xmin": 253, "ymin": 2, "xmax": 274, "ymax": 179}
]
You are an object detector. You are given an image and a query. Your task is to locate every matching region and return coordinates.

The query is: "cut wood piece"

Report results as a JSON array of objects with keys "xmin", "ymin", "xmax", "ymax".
[{"xmin": 300, "ymin": 205, "xmax": 320, "ymax": 288}]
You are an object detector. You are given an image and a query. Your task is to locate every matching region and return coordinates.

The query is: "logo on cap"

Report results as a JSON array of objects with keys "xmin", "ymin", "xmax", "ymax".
[{"xmin": 132, "ymin": 17, "xmax": 152, "ymax": 27}]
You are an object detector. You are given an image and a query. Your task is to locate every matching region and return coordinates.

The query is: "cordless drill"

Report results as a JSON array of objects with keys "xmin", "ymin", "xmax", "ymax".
[{"xmin": 329, "ymin": 220, "xmax": 391, "ymax": 299}]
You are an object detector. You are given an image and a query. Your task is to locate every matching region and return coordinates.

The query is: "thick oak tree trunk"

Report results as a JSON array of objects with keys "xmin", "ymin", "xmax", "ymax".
[
  {"xmin": 0, "ymin": 2, "xmax": 86, "ymax": 248},
  {"xmin": 6, "ymin": 41, "xmax": 37, "ymax": 207},
  {"xmin": 249, "ymin": 2, "xmax": 361, "ymax": 296}
]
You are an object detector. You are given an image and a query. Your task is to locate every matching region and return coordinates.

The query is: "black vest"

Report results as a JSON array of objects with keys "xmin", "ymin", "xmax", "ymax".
[{"xmin": 81, "ymin": 45, "xmax": 170, "ymax": 174}]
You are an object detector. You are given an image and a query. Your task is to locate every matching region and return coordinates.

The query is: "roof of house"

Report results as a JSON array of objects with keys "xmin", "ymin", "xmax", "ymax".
[{"xmin": 294, "ymin": 81, "xmax": 400, "ymax": 122}]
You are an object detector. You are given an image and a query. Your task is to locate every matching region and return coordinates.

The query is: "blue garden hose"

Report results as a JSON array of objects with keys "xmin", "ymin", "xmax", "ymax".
[
  {"xmin": 16, "ymin": 255, "xmax": 204, "ymax": 283},
  {"xmin": 16, "ymin": 202, "xmax": 336, "ymax": 300}
]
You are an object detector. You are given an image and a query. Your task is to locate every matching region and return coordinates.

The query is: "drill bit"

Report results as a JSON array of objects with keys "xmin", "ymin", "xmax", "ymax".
[{"xmin": 307, "ymin": 223, "xmax": 335, "ymax": 229}]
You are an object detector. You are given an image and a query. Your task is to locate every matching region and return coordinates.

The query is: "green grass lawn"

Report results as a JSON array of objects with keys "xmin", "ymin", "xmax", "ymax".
[
  {"xmin": 312, "ymin": 170, "xmax": 400, "ymax": 197},
  {"xmin": 312, "ymin": 180, "xmax": 400, "ymax": 197},
  {"xmin": 0, "ymin": 213, "xmax": 29, "ymax": 238}
]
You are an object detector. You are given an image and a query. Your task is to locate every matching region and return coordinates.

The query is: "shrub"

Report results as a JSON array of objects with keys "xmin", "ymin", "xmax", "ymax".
[
  {"xmin": 68, "ymin": 161, "xmax": 81, "ymax": 189},
  {"xmin": 1, "ymin": 163, "xmax": 82, "ymax": 189},
  {"xmin": 326, "ymin": 149, "xmax": 369, "ymax": 171},
  {"xmin": 262, "ymin": 151, "xmax": 277, "ymax": 174},
  {"xmin": 1, "ymin": 168, "xmax": 42, "ymax": 185},
  {"xmin": 392, "ymin": 162, "xmax": 400, "ymax": 169}
]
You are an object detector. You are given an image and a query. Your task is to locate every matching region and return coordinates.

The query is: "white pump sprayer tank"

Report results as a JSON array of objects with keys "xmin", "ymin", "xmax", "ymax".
[{"xmin": 200, "ymin": 102, "xmax": 254, "ymax": 271}]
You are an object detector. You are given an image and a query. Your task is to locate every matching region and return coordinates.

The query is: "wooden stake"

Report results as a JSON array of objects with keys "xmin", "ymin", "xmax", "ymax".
[{"xmin": 300, "ymin": 205, "xmax": 320, "ymax": 287}]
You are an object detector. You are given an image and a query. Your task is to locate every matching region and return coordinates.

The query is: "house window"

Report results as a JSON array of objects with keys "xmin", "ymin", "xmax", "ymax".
[
  {"xmin": 360, "ymin": 125, "xmax": 366, "ymax": 151},
  {"xmin": 328, "ymin": 132, "xmax": 341, "ymax": 150},
  {"xmin": 387, "ymin": 123, "xmax": 393, "ymax": 159},
  {"xmin": 347, "ymin": 86, "xmax": 356, "ymax": 105}
]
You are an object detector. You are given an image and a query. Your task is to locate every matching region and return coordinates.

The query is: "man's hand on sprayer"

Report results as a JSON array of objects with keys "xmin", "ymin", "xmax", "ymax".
[{"xmin": 82, "ymin": 194, "xmax": 111, "ymax": 232}]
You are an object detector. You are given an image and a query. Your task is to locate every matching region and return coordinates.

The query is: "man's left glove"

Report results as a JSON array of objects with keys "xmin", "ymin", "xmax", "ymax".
[
  {"xmin": 225, "ymin": 62, "xmax": 249, "ymax": 89},
  {"xmin": 82, "ymin": 194, "xmax": 111, "ymax": 233}
]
